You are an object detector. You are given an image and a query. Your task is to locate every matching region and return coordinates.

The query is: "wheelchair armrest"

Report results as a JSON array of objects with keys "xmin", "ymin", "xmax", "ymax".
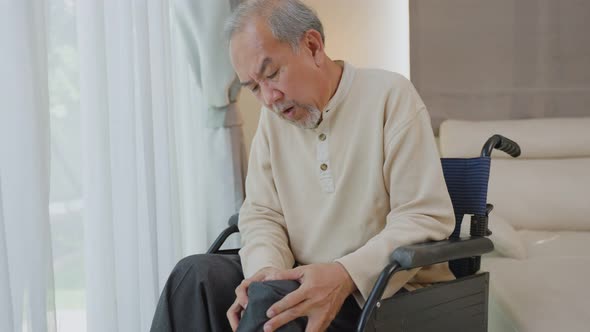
[
  {"xmin": 390, "ymin": 237, "xmax": 494, "ymax": 270},
  {"xmin": 356, "ymin": 237, "xmax": 494, "ymax": 331}
]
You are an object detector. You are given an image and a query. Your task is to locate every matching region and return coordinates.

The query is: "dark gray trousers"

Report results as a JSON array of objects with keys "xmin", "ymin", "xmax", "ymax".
[{"xmin": 150, "ymin": 254, "xmax": 362, "ymax": 332}]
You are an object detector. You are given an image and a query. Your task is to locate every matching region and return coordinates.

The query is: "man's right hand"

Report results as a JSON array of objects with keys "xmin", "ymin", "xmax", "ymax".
[{"xmin": 227, "ymin": 266, "xmax": 284, "ymax": 331}]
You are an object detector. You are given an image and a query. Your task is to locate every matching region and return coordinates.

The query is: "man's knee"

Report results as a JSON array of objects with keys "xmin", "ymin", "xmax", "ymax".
[
  {"xmin": 171, "ymin": 254, "xmax": 210, "ymax": 282},
  {"xmin": 153, "ymin": 254, "xmax": 243, "ymax": 331},
  {"xmin": 174, "ymin": 254, "xmax": 212, "ymax": 274},
  {"xmin": 167, "ymin": 254, "xmax": 241, "ymax": 295},
  {"xmin": 238, "ymin": 280, "xmax": 307, "ymax": 331}
]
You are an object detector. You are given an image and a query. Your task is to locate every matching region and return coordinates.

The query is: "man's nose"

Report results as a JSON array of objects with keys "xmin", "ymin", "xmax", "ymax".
[{"xmin": 260, "ymin": 84, "xmax": 282, "ymax": 107}]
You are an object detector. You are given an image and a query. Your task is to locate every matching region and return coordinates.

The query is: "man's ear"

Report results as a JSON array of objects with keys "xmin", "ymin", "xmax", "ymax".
[{"xmin": 302, "ymin": 29, "xmax": 324, "ymax": 66}]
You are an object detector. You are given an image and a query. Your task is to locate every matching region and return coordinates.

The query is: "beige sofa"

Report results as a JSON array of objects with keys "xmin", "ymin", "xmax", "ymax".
[{"xmin": 438, "ymin": 117, "xmax": 590, "ymax": 332}]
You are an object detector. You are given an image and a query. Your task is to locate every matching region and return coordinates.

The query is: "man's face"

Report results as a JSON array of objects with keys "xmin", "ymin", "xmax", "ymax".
[{"xmin": 230, "ymin": 20, "xmax": 323, "ymax": 129}]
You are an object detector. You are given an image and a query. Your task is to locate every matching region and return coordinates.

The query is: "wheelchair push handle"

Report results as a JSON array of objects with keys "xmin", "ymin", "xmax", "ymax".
[{"xmin": 481, "ymin": 134, "xmax": 521, "ymax": 158}]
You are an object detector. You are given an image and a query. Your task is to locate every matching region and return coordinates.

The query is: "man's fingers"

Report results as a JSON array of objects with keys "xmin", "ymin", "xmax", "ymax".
[
  {"xmin": 266, "ymin": 287, "xmax": 307, "ymax": 318},
  {"xmin": 235, "ymin": 284, "xmax": 248, "ymax": 307},
  {"xmin": 236, "ymin": 269, "xmax": 274, "ymax": 307},
  {"xmin": 235, "ymin": 278, "xmax": 256, "ymax": 307},
  {"xmin": 304, "ymin": 312, "xmax": 333, "ymax": 332},
  {"xmin": 263, "ymin": 301, "xmax": 310, "ymax": 332},
  {"xmin": 226, "ymin": 299, "xmax": 243, "ymax": 331},
  {"xmin": 304, "ymin": 316, "xmax": 323, "ymax": 332}
]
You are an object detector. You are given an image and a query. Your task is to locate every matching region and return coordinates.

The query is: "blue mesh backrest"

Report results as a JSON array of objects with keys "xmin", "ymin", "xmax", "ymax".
[{"xmin": 440, "ymin": 157, "xmax": 491, "ymax": 239}]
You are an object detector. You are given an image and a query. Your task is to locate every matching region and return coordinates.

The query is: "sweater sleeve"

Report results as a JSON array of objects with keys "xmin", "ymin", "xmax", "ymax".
[
  {"xmin": 335, "ymin": 82, "xmax": 455, "ymax": 302},
  {"xmin": 238, "ymin": 113, "xmax": 295, "ymax": 278}
]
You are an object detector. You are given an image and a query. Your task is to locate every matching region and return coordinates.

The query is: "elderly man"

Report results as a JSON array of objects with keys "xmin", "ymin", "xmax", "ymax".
[{"xmin": 151, "ymin": 0, "xmax": 456, "ymax": 331}]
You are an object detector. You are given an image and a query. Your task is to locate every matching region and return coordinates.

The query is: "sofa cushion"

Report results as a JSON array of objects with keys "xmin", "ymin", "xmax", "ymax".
[
  {"xmin": 487, "ymin": 158, "xmax": 590, "ymax": 231},
  {"xmin": 439, "ymin": 117, "xmax": 590, "ymax": 159},
  {"xmin": 517, "ymin": 230, "xmax": 590, "ymax": 258},
  {"xmin": 482, "ymin": 256, "xmax": 590, "ymax": 332}
]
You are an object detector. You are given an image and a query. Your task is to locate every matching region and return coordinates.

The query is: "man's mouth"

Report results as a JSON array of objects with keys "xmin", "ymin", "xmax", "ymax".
[{"xmin": 282, "ymin": 106, "xmax": 295, "ymax": 117}]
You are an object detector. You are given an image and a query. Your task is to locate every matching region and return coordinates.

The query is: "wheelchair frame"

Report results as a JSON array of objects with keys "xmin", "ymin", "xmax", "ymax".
[{"xmin": 208, "ymin": 134, "xmax": 521, "ymax": 332}]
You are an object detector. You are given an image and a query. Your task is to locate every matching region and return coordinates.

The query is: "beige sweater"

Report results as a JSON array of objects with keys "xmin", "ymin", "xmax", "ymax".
[{"xmin": 238, "ymin": 62, "xmax": 456, "ymax": 305}]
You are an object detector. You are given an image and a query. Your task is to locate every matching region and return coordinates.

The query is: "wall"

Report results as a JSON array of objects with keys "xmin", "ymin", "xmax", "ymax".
[
  {"xmin": 237, "ymin": 0, "xmax": 410, "ymax": 156},
  {"xmin": 411, "ymin": 0, "xmax": 590, "ymax": 132}
]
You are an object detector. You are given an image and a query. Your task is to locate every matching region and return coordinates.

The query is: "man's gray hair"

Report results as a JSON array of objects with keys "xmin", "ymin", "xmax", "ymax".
[{"xmin": 225, "ymin": 0, "xmax": 325, "ymax": 50}]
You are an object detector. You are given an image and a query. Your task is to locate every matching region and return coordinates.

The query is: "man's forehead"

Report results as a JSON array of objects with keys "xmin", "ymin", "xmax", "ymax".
[
  {"xmin": 230, "ymin": 20, "xmax": 272, "ymax": 58},
  {"xmin": 231, "ymin": 21, "xmax": 284, "ymax": 64},
  {"xmin": 231, "ymin": 34, "xmax": 281, "ymax": 83}
]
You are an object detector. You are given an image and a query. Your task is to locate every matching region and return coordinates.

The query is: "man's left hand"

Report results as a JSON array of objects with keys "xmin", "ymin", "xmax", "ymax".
[{"xmin": 262, "ymin": 262, "xmax": 356, "ymax": 332}]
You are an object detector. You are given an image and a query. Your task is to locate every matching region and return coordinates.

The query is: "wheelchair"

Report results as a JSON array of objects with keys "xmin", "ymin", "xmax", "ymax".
[{"xmin": 207, "ymin": 134, "xmax": 521, "ymax": 332}]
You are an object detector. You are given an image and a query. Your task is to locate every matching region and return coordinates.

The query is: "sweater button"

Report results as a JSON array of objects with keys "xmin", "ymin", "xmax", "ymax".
[
  {"xmin": 318, "ymin": 133, "xmax": 326, "ymax": 141},
  {"xmin": 320, "ymin": 163, "xmax": 328, "ymax": 171}
]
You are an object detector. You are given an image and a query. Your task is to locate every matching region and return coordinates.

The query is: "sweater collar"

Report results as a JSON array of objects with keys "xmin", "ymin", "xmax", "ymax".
[{"xmin": 321, "ymin": 61, "xmax": 355, "ymax": 114}]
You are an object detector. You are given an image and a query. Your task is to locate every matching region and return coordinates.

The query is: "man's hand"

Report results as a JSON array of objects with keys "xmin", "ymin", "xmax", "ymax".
[
  {"xmin": 262, "ymin": 263, "xmax": 356, "ymax": 332},
  {"xmin": 227, "ymin": 266, "xmax": 284, "ymax": 331}
]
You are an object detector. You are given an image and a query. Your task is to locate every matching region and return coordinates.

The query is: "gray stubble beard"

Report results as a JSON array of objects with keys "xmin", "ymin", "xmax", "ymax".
[{"xmin": 275, "ymin": 103, "xmax": 322, "ymax": 129}]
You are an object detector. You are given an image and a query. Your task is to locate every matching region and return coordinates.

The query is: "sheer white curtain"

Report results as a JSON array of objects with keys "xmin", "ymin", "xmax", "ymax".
[
  {"xmin": 77, "ymin": 1, "xmax": 181, "ymax": 331},
  {"xmin": 77, "ymin": 0, "xmax": 245, "ymax": 331},
  {"xmin": 173, "ymin": 0, "xmax": 246, "ymax": 254},
  {"xmin": 0, "ymin": 1, "xmax": 56, "ymax": 331},
  {"xmin": 1, "ymin": 0, "xmax": 245, "ymax": 331}
]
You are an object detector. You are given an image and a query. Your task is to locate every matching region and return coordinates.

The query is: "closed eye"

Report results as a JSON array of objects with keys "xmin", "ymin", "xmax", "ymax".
[{"xmin": 267, "ymin": 70, "xmax": 279, "ymax": 79}]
